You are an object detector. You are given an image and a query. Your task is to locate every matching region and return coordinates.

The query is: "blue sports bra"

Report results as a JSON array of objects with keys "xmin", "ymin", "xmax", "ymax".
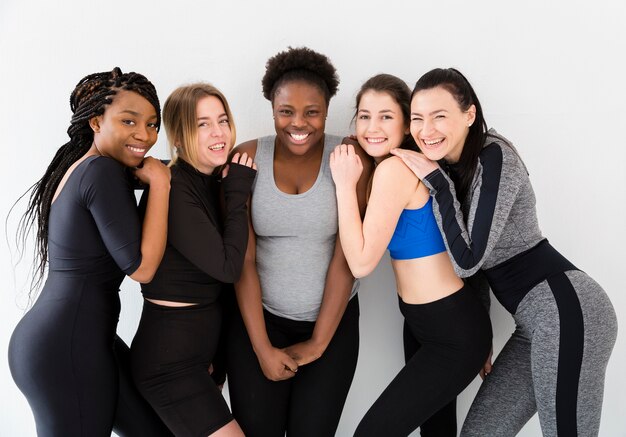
[{"xmin": 388, "ymin": 197, "xmax": 447, "ymax": 260}]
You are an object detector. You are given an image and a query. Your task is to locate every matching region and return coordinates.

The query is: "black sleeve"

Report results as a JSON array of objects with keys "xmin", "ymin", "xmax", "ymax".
[
  {"xmin": 168, "ymin": 163, "xmax": 256, "ymax": 283},
  {"xmin": 80, "ymin": 157, "xmax": 142, "ymax": 275},
  {"xmin": 423, "ymin": 142, "xmax": 524, "ymax": 277}
]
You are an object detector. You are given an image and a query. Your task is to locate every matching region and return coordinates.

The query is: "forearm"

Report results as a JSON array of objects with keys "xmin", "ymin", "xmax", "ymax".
[
  {"xmin": 234, "ymin": 260, "xmax": 272, "ymax": 355},
  {"xmin": 335, "ymin": 187, "xmax": 373, "ymax": 278},
  {"xmin": 131, "ymin": 181, "xmax": 170, "ymax": 283},
  {"xmin": 310, "ymin": 268, "xmax": 353, "ymax": 353}
]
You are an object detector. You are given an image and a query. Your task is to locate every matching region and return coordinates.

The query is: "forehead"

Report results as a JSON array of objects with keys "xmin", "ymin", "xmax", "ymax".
[
  {"xmin": 108, "ymin": 89, "xmax": 157, "ymax": 116},
  {"xmin": 411, "ymin": 86, "xmax": 459, "ymax": 110},
  {"xmin": 196, "ymin": 95, "xmax": 225, "ymax": 114},
  {"xmin": 359, "ymin": 90, "xmax": 402, "ymax": 110},
  {"xmin": 273, "ymin": 80, "xmax": 326, "ymax": 105}
]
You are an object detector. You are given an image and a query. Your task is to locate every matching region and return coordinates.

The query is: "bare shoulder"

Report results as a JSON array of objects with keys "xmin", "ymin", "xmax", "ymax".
[
  {"xmin": 231, "ymin": 139, "xmax": 259, "ymax": 160},
  {"xmin": 375, "ymin": 156, "xmax": 418, "ymax": 182}
]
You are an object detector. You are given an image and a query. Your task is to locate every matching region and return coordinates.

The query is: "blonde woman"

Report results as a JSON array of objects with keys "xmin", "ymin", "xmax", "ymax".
[{"xmin": 130, "ymin": 83, "xmax": 256, "ymax": 436}]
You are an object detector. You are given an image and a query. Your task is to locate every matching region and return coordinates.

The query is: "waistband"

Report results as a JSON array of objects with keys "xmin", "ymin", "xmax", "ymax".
[{"xmin": 484, "ymin": 239, "xmax": 577, "ymax": 314}]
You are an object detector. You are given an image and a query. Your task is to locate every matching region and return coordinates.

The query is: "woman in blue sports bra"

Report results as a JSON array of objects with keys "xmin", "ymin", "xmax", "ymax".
[{"xmin": 329, "ymin": 74, "xmax": 492, "ymax": 437}]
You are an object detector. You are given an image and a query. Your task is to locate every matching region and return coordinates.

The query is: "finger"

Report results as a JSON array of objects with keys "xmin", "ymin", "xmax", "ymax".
[
  {"xmin": 246, "ymin": 156, "xmax": 253, "ymax": 167},
  {"xmin": 222, "ymin": 164, "xmax": 229, "ymax": 178},
  {"xmin": 239, "ymin": 152, "xmax": 249, "ymax": 165},
  {"xmin": 231, "ymin": 152, "xmax": 240, "ymax": 163},
  {"xmin": 252, "ymin": 162, "xmax": 257, "ymax": 170}
]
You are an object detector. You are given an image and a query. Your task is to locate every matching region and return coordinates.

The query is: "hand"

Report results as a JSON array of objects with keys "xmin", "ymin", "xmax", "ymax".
[
  {"xmin": 389, "ymin": 148, "xmax": 439, "ymax": 180},
  {"xmin": 479, "ymin": 347, "xmax": 493, "ymax": 380},
  {"xmin": 223, "ymin": 152, "xmax": 256, "ymax": 178},
  {"xmin": 283, "ymin": 340, "xmax": 324, "ymax": 367},
  {"xmin": 134, "ymin": 157, "xmax": 171, "ymax": 186},
  {"xmin": 329, "ymin": 143, "xmax": 363, "ymax": 190},
  {"xmin": 207, "ymin": 364, "xmax": 224, "ymax": 391},
  {"xmin": 256, "ymin": 346, "xmax": 299, "ymax": 381}
]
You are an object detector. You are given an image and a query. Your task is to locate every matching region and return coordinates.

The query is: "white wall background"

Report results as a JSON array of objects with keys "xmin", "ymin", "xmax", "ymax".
[{"xmin": 1, "ymin": 1, "xmax": 624, "ymax": 435}]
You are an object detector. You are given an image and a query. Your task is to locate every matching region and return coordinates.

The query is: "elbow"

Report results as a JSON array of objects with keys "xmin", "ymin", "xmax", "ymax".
[
  {"xmin": 129, "ymin": 266, "xmax": 156, "ymax": 284},
  {"xmin": 348, "ymin": 261, "xmax": 376, "ymax": 279}
]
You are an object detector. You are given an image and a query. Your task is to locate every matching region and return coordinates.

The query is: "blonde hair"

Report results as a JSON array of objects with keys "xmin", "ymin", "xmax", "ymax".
[{"xmin": 162, "ymin": 83, "xmax": 236, "ymax": 169}]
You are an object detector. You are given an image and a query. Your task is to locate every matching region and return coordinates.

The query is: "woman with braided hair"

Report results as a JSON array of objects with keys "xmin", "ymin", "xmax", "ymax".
[
  {"xmin": 8, "ymin": 67, "xmax": 173, "ymax": 436},
  {"xmin": 225, "ymin": 47, "xmax": 372, "ymax": 437}
]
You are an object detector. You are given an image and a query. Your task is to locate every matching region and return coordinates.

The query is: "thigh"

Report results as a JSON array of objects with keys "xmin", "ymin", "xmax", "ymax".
[
  {"xmin": 461, "ymin": 328, "xmax": 536, "ymax": 437},
  {"xmin": 114, "ymin": 336, "xmax": 173, "ymax": 437},
  {"xmin": 287, "ymin": 296, "xmax": 360, "ymax": 437},
  {"xmin": 533, "ymin": 271, "xmax": 617, "ymax": 437},
  {"xmin": 10, "ymin": 287, "xmax": 119, "ymax": 437},
  {"xmin": 226, "ymin": 309, "xmax": 291, "ymax": 437},
  {"xmin": 404, "ymin": 320, "xmax": 457, "ymax": 437},
  {"xmin": 131, "ymin": 303, "xmax": 229, "ymax": 437}
]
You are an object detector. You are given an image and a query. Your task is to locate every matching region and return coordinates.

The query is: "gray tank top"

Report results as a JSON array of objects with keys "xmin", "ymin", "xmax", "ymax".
[{"xmin": 251, "ymin": 134, "xmax": 359, "ymax": 321}]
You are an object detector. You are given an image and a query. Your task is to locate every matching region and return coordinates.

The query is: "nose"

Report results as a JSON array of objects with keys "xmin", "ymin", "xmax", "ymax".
[
  {"xmin": 421, "ymin": 118, "xmax": 434, "ymax": 135},
  {"xmin": 291, "ymin": 113, "xmax": 306, "ymax": 128},
  {"xmin": 366, "ymin": 118, "xmax": 380, "ymax": 133},
  {"xmin": 209, "ymin": 123, "xmax": 222, "ymax": 137},
  {"xmin": 134, "ymin": 124, "xmax": 150, "ymax": 141}
]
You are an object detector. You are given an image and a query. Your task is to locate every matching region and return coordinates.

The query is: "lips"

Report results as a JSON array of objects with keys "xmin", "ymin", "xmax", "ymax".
[
  {"xmin": 366, "ymin": 137, "xmax": 386, "ymax": 144},
  {"xmin": 127, "ymin": 145, "xmax": 148, "ymax": 156},
  {"xmin": 422, "ymin": 138, "xmax": 444, "ymax": 149},
  {"xmin": 208, "ymin": 142, "xmax": 226, "ymax": 151},
  {"xmin": 288, "ymin": 132, "xmax": 310, "ymax": 143}
]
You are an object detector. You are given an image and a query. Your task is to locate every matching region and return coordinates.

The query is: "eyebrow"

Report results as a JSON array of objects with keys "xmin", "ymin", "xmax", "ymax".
[
  {"xmin": 411, "ymin": 109, "xmax": 448, "ymax": 117},
  {"xmin": 197, "ymin": 113, "xmax": 227, "ymax": 120},
  {"xmin": 358, "ymin": 109, "xmax": 396, "ymax": 113},
  {"xmin": 119, "ymin": 109, "xmax": 157, "ymax": 119}
]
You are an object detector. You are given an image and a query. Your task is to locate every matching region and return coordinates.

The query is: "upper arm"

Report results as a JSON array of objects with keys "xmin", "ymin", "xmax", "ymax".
[
  {"xmin": 356, "ymin": 157, "xmax": 418, "ymax": 276},
  {"xmin": 167, "ymin": 181, "xmax": 248, "ymax": 283},
  {"xmin": 231, "ymin": 139, "xmax": 258, "ymax": 161},
  {"xmin": 425, "ymin": 143, "xmax": 524, "ymax": 276},
  {"xmin": 81, "ymin": 158, "xmax": 142, "ymax": 275}
]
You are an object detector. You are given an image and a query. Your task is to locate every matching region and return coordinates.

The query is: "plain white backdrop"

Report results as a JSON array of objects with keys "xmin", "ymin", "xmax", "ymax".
[{"xmin": 1, "ymin": 1, "xmax": 624, "ymax": 435}]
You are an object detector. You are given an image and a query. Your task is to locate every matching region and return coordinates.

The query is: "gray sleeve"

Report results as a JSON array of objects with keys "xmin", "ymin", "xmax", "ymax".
[{"xmin": 422, "ymin": 139, "xmax": 527, "ymax": 277}]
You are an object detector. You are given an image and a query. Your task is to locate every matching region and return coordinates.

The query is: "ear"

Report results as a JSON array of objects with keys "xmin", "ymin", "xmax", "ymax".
[
  {"xmin": 466, "ymin": 104, "xmax": 476, "ymax": 127},
  {"xmin": 89, "ymin": 116, "xmax": 102, "ymax": 133}
]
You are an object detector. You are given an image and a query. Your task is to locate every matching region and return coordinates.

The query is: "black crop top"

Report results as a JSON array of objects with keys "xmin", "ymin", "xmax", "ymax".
[{"xmin": 141, "ymin": 159, "xmax": 256, "ymax": 304}]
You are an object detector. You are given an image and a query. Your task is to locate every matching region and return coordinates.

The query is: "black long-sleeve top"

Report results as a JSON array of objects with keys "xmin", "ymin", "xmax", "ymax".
[{"xmin": 141, "ymin": 159, "xmax": 256, "ymax": 304}]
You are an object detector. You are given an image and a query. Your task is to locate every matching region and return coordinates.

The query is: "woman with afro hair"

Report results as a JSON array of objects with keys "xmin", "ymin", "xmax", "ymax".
[{"xmin": 226, "ymin": 47, "xmax": 372, "ymax": 437}]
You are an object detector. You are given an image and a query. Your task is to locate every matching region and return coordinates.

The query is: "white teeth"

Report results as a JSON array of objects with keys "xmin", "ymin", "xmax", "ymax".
[
  {"xmin": 290, "ymin": 133, "xmax": 309, "ymax": 141},
  {"xmin": 128, "ymin": 146, "xmax": 146, "ymax": 153},
  {"xmin": 424, "ymin": 139, "xmax": 443, "ymax": 146},
  {"xmin": 209, "ymin": 143, "xmax": 225, "ymax": 151},
  {"xmin": 367, "ymin": 137, "xmax": 386, "ymax": 144}
]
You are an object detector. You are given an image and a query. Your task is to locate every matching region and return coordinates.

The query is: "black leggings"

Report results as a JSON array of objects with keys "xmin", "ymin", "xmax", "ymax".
[
  {"xmin": 131, "ymin": 300, "xmax": 232, "ymax": 436},
  {"xmin": 226, "ymin": 296, "xmax": 360, "ymax": 437},
  {"xmin": 354, "ymin": 285, "xmax": 492, "ymax": 437},
  {"xmin": 8, "ymin": 275, "xmax": 172, "ymax": 437},
  {"xmin": 404, "ymin": 325, "xmax": 457, "ymax": 437}
]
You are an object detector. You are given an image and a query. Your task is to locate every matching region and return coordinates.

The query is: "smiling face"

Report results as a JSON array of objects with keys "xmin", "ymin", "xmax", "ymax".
[
  {"xmin": 190, "ymin": 95, "xmax": 232, "ymax": 174},
  {"xmin": 410, "ymin": 86, "xmax": 476, "ymax": 163},
  {"xmin": 90, "ymin": 89, "xmax": 158, "ymax": 167},
  {"xmin": 356, "ymin": 90, "xmax": 408, "ymax": 163},
  {"xmin": 272, "ymin": 80, "xmax": 327, "ymax": 156}
]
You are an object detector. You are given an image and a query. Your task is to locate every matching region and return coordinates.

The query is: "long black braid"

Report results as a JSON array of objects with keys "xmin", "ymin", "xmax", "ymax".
[{"xmin": 15, "ymin": 67, "xmax": 161, "ymax": 296}]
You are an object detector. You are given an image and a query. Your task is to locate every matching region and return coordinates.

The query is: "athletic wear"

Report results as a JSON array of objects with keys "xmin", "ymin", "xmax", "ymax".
[
  {"xmin": 8, "ymin": 156, "xmax": 171, "ymax": 437},
  {"xmin": 140, "ymin": 159, "xmax": 255, "ymax": 304},
  {"xmin": 422, "ymin": 129, "xmax": 618, "ymax": 436},
  {"xmin": 227, "ymin": 296, "xmax": 360, "ymax": 437},
  {"xmin": 227, "ymin": 134, "xmax": 359, "ymax": 437},
  {"xmin": 250, "ymin": 134, "xmax": 359, "ymax": 321},
  {"xmin": 388, "ymin": 197, "xmax": 447, "ymax": 260},
  {"xmin": 131, "ymin": 159, "xmax": 255, "ymax": 436},
  {"xmin": 354, "ymin": 286, "xmax": 491, "ymax": 436}
]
